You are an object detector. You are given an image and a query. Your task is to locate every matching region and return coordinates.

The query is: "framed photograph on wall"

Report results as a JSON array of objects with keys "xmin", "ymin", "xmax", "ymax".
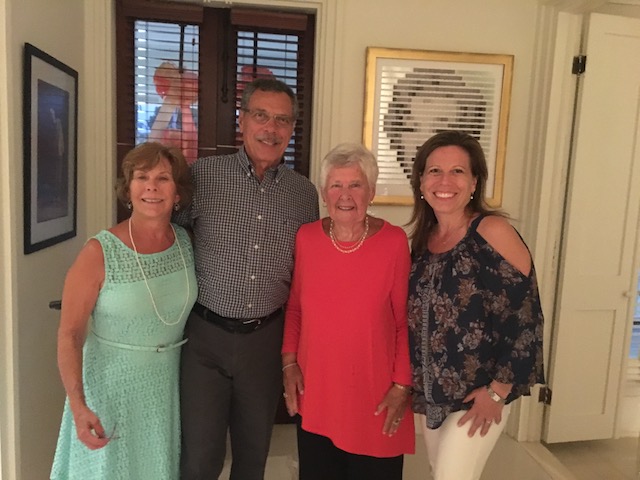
[
  {"xmin": 23, "ymin": 43, "xmax": 78, "ymax": 254},
  {"xmin": 363, "ymin": 47, "xmax": 513, "ymax": 206}
]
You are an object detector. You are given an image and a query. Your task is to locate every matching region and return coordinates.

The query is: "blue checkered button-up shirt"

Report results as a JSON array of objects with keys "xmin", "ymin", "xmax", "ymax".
[{"xmin": 175, "ymin": 147, "xmax": 319, "ymax": 319}]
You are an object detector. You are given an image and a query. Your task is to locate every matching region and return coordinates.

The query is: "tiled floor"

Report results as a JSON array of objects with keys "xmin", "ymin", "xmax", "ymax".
[
  {"xmin": 538, "ymin": 373, "xmax": 640, "ymax": 479},
  {"xmin": 221, "ymin": 424, "xmax": 640, "ymax": 480},
  {"xmin": 545, "ymin": 438, "xmax": 639, "ymax": 480},
  {"xmin": 221, "ymin": 424, "xmax": 571, "ymax": 480}
]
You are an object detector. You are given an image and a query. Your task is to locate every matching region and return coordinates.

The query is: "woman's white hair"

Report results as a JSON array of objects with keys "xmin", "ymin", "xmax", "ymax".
[{"xmin": 319, "ymin": 143, "xmax": 379, "ymax": 190}]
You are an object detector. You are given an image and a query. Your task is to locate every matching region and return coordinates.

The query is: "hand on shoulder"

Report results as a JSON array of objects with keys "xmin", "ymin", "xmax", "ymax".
[{"xmin": 476, "ymin": 215, "xmax": 531, "ymax": 276}]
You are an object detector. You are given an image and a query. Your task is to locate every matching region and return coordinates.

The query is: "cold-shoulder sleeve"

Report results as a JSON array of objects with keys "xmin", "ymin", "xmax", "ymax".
[{"xmin": 474, "ymin": 234, "xmax": 545, "ymax": 400}]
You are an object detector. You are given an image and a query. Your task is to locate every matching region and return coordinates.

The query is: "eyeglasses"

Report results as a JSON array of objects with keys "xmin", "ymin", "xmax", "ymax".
[
  {"xmin": 242, "ymin": 108, "xmax": 295, "ymax": 128},
  {"xmin": 105, "ymin": 421, "xmax": 120, "ymax": 441}
]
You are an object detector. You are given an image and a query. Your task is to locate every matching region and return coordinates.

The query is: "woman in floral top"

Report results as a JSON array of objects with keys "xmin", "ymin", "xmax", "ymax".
[{"xmin": 406, "ymin": 131, "xmax": 544, "ymax": 480}]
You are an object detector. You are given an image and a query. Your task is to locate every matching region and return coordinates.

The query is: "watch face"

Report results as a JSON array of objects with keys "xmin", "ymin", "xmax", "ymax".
[{"xmin": 487, "ymin": 386, "xmax": 505, "ymax": 403}]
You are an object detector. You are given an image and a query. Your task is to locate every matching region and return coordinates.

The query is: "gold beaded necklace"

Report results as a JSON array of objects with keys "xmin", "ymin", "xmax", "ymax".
[{"xmin": 329, "ymin": 216, "xmax": 369, "ymax": 254}]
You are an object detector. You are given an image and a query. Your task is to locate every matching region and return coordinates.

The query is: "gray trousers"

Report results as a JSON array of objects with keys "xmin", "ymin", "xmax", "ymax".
[{"xmin": 179, "ymin": 310, "xmax": 284, "ymax": 480}]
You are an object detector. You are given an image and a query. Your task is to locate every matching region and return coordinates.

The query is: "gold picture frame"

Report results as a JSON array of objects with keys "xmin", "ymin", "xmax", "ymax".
[{"xmin": 363, "ymin": 47, "xmax": 513, "ymax": 206}]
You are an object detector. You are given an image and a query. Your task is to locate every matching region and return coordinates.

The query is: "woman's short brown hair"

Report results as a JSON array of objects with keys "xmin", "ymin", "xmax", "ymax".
[{"xmin": 115, "ymin": 142, "xmax": 193, "ymax": 208}]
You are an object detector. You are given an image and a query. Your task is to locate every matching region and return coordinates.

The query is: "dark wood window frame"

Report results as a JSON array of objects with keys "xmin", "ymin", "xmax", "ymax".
[
  {"xmin": 115, "ymin": 0, "xmax": 315, "ymax": 220},
  {"xmin": 115, "ymin": 0, "xmax": 315, "ymax": 423}
]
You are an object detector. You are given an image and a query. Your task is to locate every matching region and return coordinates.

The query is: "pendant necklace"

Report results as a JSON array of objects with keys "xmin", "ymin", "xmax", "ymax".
[
  {"xmin": 329, "ymin": 216, "xmax": 369, "ymax": 254},
  {"xmin": 128, "ymin": 218, "xmax": 190, "ymax": 326},
  {"xmin": 436, "ymin": 221, "xmax": 467, "ymax": 247}
]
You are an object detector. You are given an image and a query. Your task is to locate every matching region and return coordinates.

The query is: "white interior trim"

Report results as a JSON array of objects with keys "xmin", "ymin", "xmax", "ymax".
[
  {"xmin": 84, "ymin": 1, "xmax": 116, "ymax": 232},
  {"xmin": 607, "ymin": 0, "xmax": 640, "ymax": 5},
  {"xmin": 541, "ymin": 0, "xmax": 608, "ymax": 13},
  {"xmin": 501, "ymin": 3, "xmax": 570, "ymax": 442},
  {"xmin": 533, "ymin": 10, "xmax": 583, "ymax": 443},
  {"xmin": 0, "ymin": 0, "xmax": 19, "ymax": 476},
  {"xmin": 520, "ymin": 441, "xmax": 577, "ymax": 479},
  {"xmin": 534, "ymin": 9, "xmax": 583, "ymax": 383}
]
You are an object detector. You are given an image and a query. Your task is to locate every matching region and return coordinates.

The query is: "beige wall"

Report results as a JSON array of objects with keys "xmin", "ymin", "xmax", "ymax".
[
  {"xmin": 2, "ymin": 1, "xmax": 544, "ymax": 477},
  {"xmin": 318, "ymin": 0, "xmax": 541, "ymax": 231},
  {"xmin": 0, "ymin": 0, "xmax": 544, "ymax": 478},
  {"xmin": 0, "ymin": 1, "xmax": 86, "ymax": 479},
  {"xmin": 0, "ymin": 0, "xmax": 554, "ymax": 478},
  {"xmin": 2, "ymin": 0, "xmax": 637, "ymax": 479}
]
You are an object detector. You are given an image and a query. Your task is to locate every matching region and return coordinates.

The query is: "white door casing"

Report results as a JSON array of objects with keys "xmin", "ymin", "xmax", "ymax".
[{"xmin": 543, "ymin": 12, "xmax": 640, "ymax": 443}]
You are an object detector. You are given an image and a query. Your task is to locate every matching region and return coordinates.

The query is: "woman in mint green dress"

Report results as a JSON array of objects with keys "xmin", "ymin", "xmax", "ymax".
[{"xmin": 51, "ymin": 143, "xmax": 197, "ymax": 479}]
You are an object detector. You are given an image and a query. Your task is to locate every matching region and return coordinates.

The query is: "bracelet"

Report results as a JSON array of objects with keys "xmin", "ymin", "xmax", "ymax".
[
  {"xmin": 282, "ymin": 362, "xmax": 298, "ymax": 372},
  {"xmin": 393, "ymin": 382, "xmax": 411, "ymax": 392}
]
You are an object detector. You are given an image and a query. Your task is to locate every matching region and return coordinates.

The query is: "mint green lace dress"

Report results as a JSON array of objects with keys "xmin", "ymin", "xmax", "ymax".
[{"xmin": 51, "ymin": 225, "xmax": 197, "ymax": 480}]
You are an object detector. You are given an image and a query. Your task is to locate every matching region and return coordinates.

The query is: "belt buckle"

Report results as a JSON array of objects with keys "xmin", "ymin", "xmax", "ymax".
[{"xmin": 242, "ymin": 318, "xmax": 262, "ymax": 326}]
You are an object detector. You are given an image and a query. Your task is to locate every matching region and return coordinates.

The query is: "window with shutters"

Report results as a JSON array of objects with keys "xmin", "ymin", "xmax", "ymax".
[
  {"xmin": 116, "ymin": 0, "xmax": 315, "ymax": 220},
  {"xmin": 134, "ymin": 21, "xmax": 199, "ymax": 162}
]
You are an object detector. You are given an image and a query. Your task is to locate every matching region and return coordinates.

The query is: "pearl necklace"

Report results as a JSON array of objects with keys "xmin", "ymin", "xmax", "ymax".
[
  {"xmin": 329, "ymin": 216, "xmax": 369, "ymax": 254},
  {"xmin": 128, "ymin": 218, "xmax": 190, "ymax": 326}
]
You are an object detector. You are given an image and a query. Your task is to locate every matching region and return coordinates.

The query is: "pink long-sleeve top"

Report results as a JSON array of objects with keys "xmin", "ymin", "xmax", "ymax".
[{"xmin": 282, "ymin": 219, "xmax": 415, "ymax": 457}]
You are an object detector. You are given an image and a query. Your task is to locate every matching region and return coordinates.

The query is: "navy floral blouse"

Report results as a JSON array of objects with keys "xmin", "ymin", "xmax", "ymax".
[{"xmin": 408, "ymin": 214, "xmax": 545, "ymax": 429}]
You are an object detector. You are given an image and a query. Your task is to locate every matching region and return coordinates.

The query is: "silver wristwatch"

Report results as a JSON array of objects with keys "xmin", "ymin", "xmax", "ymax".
[{"xmin": 486, "ymin": 385, "xmax": 506, "ymax": 404}]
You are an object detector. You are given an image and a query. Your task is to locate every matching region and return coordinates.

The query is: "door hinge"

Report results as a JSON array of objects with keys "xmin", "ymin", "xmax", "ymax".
[
  {"xmin": 539, "ymin": 386, "xmax": 552, "ymax": 405},
  {"xmin": 572, "ymin": 55, "xmax": 587, "ymax": 75}
]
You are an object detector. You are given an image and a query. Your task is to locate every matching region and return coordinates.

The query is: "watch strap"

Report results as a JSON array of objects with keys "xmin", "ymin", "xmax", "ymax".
[{"xmin": 486, "ymin": 385, "xmax": 506, "ymax": 404}]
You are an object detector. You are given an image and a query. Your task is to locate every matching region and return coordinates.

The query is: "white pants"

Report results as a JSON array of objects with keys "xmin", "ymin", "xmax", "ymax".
[{"xmin": 419, "ymin": 404, "xmax": 511, "ymax": 480}]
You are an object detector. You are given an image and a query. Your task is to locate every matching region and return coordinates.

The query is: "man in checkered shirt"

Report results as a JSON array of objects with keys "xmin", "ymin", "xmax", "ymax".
[{"xmin": 176, "ymin": 78, "xmax": 319, "ymax": 480}]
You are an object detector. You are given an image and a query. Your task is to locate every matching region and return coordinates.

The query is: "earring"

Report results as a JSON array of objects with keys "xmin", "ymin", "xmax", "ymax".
[
  {"xmin": 420, "ymin": 194, "xmax": 425, "ymax": 200},
  {"xmin": 174, "ymin": 202, "xmax": 180, "ymax": 212},
  {"xmin": 126, "ymin": 201, "xmax": 132, "ymax": 210},
  {"xmin": 470, "ymin": 193, "xmax": 474, "ymax": 200}
]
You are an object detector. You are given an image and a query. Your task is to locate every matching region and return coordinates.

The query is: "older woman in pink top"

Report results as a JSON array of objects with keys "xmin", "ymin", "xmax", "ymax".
[{"xmin": 282, "ymin": 143, "xmax": 415, "ymax": 480}]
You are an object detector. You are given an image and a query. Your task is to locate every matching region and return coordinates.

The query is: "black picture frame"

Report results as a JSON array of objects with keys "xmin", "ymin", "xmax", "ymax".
[{"xmin": 23, "ymin": 43, "xmax": 78, "ymax": 254}]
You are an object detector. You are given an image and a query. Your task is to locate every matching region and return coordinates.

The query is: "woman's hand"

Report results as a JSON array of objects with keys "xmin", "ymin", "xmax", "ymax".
[
  {"xmin": 375, "ymin": 383, "xmax": 410, "ymax": 436},
  {"xmin": 71, "ymin": 404, "xmax": 111, "ymax": 450},
  {"xmin": 457, "ymin": 386, "xmax": 505, "ymax": 437},
  {"xmin": 282, "ymin": 362, "xmax": 304, "ymax": 416},
  {"xmin": 57, "ymin": 239, "xmax": 107, "ymax": 449}
]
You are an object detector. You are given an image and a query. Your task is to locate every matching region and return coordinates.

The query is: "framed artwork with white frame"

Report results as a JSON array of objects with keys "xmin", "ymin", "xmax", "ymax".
[{"xmin": 363, "ymin": 47, "xmax": 513, "ymax": 206}]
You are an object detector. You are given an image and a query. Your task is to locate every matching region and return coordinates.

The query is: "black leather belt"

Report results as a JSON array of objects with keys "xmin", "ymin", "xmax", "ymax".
[{"xmin": 192, "ymin": 303, "xmax": 282, "ymax": 334}]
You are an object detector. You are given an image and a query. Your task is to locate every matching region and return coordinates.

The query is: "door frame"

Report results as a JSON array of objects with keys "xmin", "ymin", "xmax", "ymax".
[
  {"xmin": 502, "ymin": 4, "xmax": 584, "ymax": 443},
  {"xmin": 511, "ymin": 0, "xmax": 627, "ymax": 443},
  {"xmin": 532, "ymin": 2, "xmax": 640, "ymax": 443}
]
